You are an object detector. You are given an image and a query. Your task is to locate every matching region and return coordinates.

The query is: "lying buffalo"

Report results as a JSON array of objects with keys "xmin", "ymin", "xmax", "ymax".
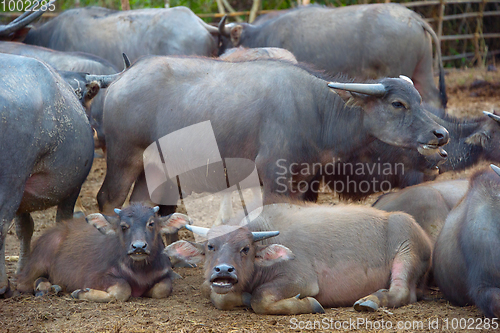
[
  {"xmin": 219, "ymin": 4, "xmax": 447, "ymax": 108},
  {"xmin": 373, "ymin": 179, "xmax": 469, "ymax": 244},
  {"xmin": 166, "ymin": 202, "xmax": 432, "ymax": 314},
  {"xmin": 97, "ymin": 56, "xmax": 448, "ymax": 214},
  {"xmin": 0, "ymin": 53, "xmax": 117, "ymax": 297},
  {"xmin": 433, "ymin": 165, "xmax": 500, "ymax": 318},
  {"xmin": 23, "ymin": 6, "xmax": 220, "ymax": 70},
  {"xmin": 17, "ymin": 205, "xmax": 191, "ymax": 302}
]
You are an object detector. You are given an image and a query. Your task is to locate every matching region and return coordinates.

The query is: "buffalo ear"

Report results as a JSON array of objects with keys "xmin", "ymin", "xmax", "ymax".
[
  {"xmin": 465, "ymin": 131, "xmax": 490, "ymax": 147},
  {"xmin": 158, "ymin": 213, "xmax": 193, "ymax": 234},
  {"xmin": 230, "ymin": 25, "xmax": 243, "ymax": 46},
  {"xmin": 164, "ymin": 240, "xmax": 205, "ymax": 266},
  {"xmin": 255, "ymin": 244, "xmax": 295, "ymax": 267},
  {"xmin": 9, "ymin": 26, "xmax": 31, "ymax": 42},
  {"xmin": 85, "ymin": 213, "xmax": 117, "ymax": 235},
  {"xmin": 84, "ymin": 81, "xmax": 100, "ymax": 103}
]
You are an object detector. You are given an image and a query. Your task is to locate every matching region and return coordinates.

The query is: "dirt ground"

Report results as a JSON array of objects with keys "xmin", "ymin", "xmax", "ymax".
[{"xmin": 1, "ymin": 67, "xmax": 500, "ymax": 332}]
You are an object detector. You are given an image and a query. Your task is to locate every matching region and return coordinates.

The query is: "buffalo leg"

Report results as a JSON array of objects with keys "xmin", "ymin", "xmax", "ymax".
[
  {"xmin": 354, "ymin": 252, "xmax": 423, "ymax": 311},
  {"xmin": 144, "ymin": 278, "xmax": 172, "ymax": 298},
  {"xmin": 251, "ymin": 289, "xmax": 324, "ymax": 315},
  {"xmin": 72, "ymin": 280, "xmax": 132, "ymax": 302},
  {"xmin": 56, "ymin": 189, "xmax": 81, "ymax": 221},
  {"xmin": 14, "ymin": 213, "xmax": 34, "ymax": 274},
  {"xmin": 0, "ymin": 220, "xmax": 12, "ymax": 297}
]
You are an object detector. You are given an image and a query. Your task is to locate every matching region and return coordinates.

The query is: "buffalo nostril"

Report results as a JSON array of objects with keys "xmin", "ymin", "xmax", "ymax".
[
  {"xmin": 214, "ymin": 264, "xmax": 235, "ymax": 274},
  {"xmin": 433, "ymin": 128, "xmax": 449, "ymax": 144},
  {"xmin": 215, "ymin": 267, "xmax": 220, "ymax": 272},
  {"xmin": 132, "ymin": 241, "xmax": 147, "ymax": 250},
  {"xmin": 228, "ymin": 267, "xmax": 234, "ymax": 273}
]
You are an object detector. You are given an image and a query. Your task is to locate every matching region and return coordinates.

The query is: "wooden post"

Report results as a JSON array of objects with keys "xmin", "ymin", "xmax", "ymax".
[
  {"xmin": 473, "ymin": 0, "xmax": 486, "ymax": 67},
  {"xmin": 436, "ymin": 0, "xmax": 445, "ymax": 71},
  {"xmin": 216, "ymin": 0, "xmax": 225, "ymax": 15},
  {"xmin": 249, "ymin": 0, "xmax": 261, "ymax": 23},
  {"xmin": 75, "ymin": 0, "xmax": 80, "ymax": 8},
  {"xmin": 121, "ymin": 0, "xmax": 130, "ymax": 11}
]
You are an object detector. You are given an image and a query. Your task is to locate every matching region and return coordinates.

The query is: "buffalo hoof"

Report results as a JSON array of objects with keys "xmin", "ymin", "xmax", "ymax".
[
  {"xmin": 71, "ymin": 288, "xmax": 90, "ymax": 299},
  {"xmin": 0, "ymin": 281, "xmax": 13, "ymax": 299},
  {"xmin": 354, "ymin": 298, "xmax": 379, "ymax": 312},
  {"xmin": 35, "ymin": 290, "xmax": 47, "ymax": 297},
  {"xmin": 73, "ymin": 211, "xmax": 85, "ymax": 219},
  {"xmin": 51, "ymin": 285, "xmax": 62, "ymax": 295},
  {"xmin": 308, "ymin": 297, "xmax": 325, "ymax": 314}
]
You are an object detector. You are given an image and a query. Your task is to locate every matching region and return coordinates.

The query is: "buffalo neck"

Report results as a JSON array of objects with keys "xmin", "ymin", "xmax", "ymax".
[{"xmin": 320, "ymin": 91, "xmax": 373, "ymax": 158}]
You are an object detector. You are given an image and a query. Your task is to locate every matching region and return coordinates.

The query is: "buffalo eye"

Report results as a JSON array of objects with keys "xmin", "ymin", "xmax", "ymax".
[
  {"xmin": 120, "ymin": 223, "xmax": 129, "ymax": 231},
  {"xmin": 148, "ymin": 220, "xmax": 154, "ymax": 228},
  {"xmin": 207, "ymin": 244, "xmax": 215, "ymax": 251},
  {"xmin": 240, "ymin": 246, "xmax": 250, "ymax": 255},
  {"xmin": 392, "ymin": 101, "xmax": 406, "ymax": 109}
]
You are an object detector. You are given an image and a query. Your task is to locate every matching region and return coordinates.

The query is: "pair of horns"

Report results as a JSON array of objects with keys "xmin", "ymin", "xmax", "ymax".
[
  {"xmin": 113, "ymin": 206, "xmax": 160, "ymax": 215},
  {"xmin": 327, "ymin": 75, "xmax": 414, "ymax": 97},
  {"xmin": 186, "ymin": 224, "xmax": 279, "ymax": 242},
  {"xmin": 85, "ymin": 53, "xmax": 130, "ymax": 88}
]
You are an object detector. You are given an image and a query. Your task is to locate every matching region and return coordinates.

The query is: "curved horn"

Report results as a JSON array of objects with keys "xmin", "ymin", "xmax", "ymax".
[
  {"xmin": 153, "ymin": 206, "xmax": 160, "ymax": 213},
  {"xmin": 252, "ymin": 231, "xmax": 280, "ymax": 242},
  {"xmin": 218, "ymin": 15, "xmax": 230, "ymax": 37},
  {"xmin": 399, "ymin": 75, "xmax": 414, "ymax": 85},
  {"xmin": 0, "ymin": 0, "xmax": 55, "ymax": 37},
  {"xmin": 491, "ymin": 164, "xmax": 500, "ymax": 177},
  {"xmin": 122, "ymin": 53, "xmax": 131, "ymax": 69},
  {"xmin": 86, "ymin": 54, "xmax": 129, "ymax": 88},
  {"xmin": 483, "ymin": 111, "xmax": 500, "ymax": 124},
  {"xmin": 185, "ymin": 225, "xmax": 209, "ymax": 238},
  {"xmin": 327, "ymin": 82, "xmax": 386, "ymax": 97},
  {"xmin": 114, "ymin": 208, "xmax": 121, "ymax": 215}
]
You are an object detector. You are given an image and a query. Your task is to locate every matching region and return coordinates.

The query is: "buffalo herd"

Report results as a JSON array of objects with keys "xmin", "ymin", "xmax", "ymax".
[{"xmin": 0, "ymin": 1, "xmax": 499, "ymax": 320}]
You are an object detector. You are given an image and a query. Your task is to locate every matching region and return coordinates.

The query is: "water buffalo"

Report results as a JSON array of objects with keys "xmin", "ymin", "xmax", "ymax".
[
  {"xmin": 310, "ymin": 108, "xmax": 500, "ymax": 202},
  {"xmin": 219, "ymin": 4, "xmax": 447, "ymax": 108},
  {"xmin": 219, "ymin": 46, "xmax": 297, "ymax": 63},
  {"xmin": 166, "ymin": 202, "xmax": 432, "ymax": 314},
  {"xmin": 23, "ymin": 6, "xmax": 221, "ymax": 70},
  {"xmin": 373, "ymin": 179, "xmax": 469, "ymax": 244},
  {"xmin": 17, "ymin": 205, "xmax": 191, "ymax": 302},
  {"xmin": 97, "ymin": 56, "xmax": 448, "ymax": 214},
  {"xmin": 433, "ymin": 165, "xmax": 500, "ymax": 318},
  {"xmin": 0, "ymin": 53, "xmax": 114, "ymax": 297}
]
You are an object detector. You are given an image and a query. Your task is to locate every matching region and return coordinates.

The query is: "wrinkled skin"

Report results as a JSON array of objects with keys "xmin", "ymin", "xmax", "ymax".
[
  {"xmin": 17, "ymin": 205, "xmax": 190, "ymax": 302},
  {"xmin": 23, "ymin": 6, "xmax": 219, "ymax": 70},
  {"xmin": 166, "ymin": 203, "xmax": 432, "ymax": 315},
  {"xmin": 0, "ymin": 54, "xmax": 95, "ymax": 297},
  {"xmin": 97, "ymin": 56, "xmax": 448, "ymax": 214},
  {"xmin": 220, "ymin": 4, "xmax": 446, "ymax": 108},
  {"xmin": 433, "ymin": 167, "xmax": 500, "ymax": 318}
]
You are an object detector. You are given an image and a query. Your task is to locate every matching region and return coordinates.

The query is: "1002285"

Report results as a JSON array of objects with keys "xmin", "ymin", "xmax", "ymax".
[{"xmin": 1, "ymin": 0, "xmax": 55, "ymax": 12}]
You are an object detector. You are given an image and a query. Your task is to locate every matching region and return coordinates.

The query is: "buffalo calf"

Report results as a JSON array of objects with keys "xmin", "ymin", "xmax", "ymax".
[
  {"xmin": 17, "ymin": 205, "xmax": 192, "ymax": 302},
  {"xmin": 433, "ymin": 165, "xmax": 500, "ymax": 318},
  {"xmin": 166, "ymin": 203, "xmax": 432, "ymax": 315}
]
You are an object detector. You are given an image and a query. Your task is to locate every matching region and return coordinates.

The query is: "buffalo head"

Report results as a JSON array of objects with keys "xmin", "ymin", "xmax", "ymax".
[
  {"xmin": 166, "ymin": 225, "xmax": 292, "ymax": 294},
  {"xmin": 86, "ymin": 205, "xmax": 192, "ymax": 263},
  {"xmin": 327, "ymin": 76, "xmax": 449, "ymax": 156}
]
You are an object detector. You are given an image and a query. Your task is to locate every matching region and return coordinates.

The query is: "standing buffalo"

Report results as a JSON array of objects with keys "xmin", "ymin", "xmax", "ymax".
[
  {"xmin": 96, "ymin": 56, "xmax": 448, "ymax": 214},
  {"xmin": 219, "ymin": 4, "xmax": 447, "ymax": 108},
  {"xmin": 166, "ymin": 202, "xmax": 432, "ymax": 314},
  {"xmin": 23, "ymin": 6, "xmax": 221, "ymax": 70},
  {"xmin": 433, "ymin": 165, "xmax": 500, "ymax": 318},
  {"xmin": 17, "ymin": 205, "xmax": 191, "ymax": 301},
  {"xmin": 0, "ymin": 53, "xmax": 116, "ymax": 297}
]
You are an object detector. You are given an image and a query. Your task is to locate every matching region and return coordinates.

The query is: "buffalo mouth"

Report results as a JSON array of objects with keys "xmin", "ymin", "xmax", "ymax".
[
  {"xmin": 128, "ymin": 250, "xmax": 150, "ymax": 261},
  {"xmin": 417, "ymin": 144, "xmax": 448, "ymax": 158},
  {"xmin": 210, "ymin": 276, "xmax": 238, "ymax": 293}
]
